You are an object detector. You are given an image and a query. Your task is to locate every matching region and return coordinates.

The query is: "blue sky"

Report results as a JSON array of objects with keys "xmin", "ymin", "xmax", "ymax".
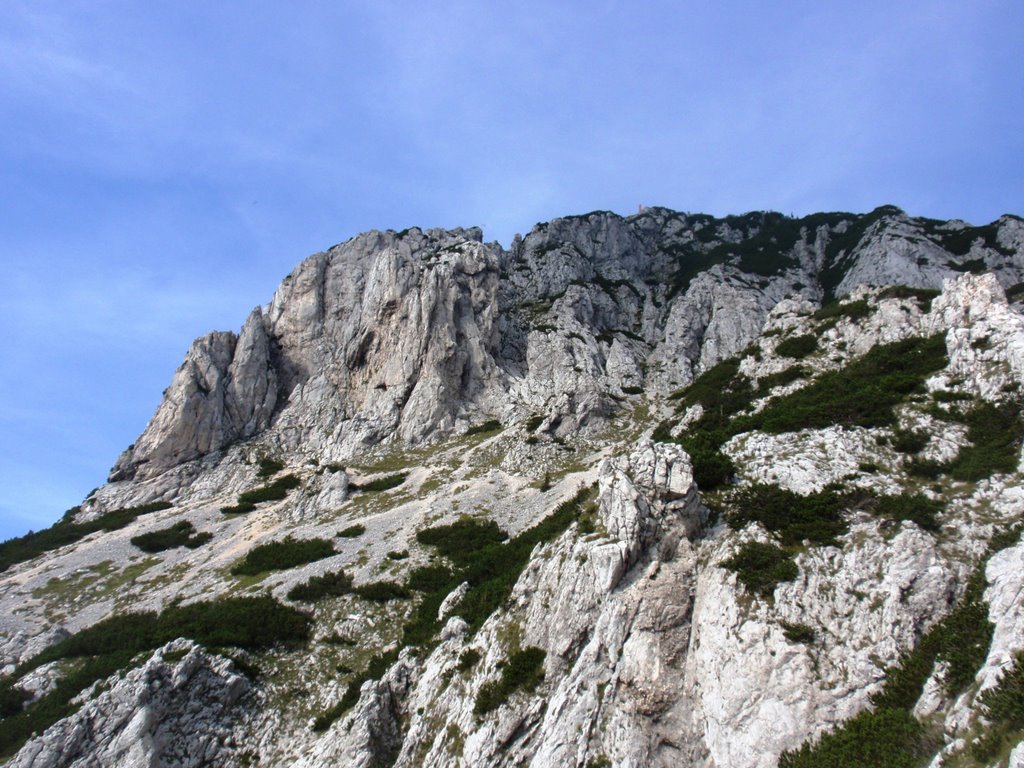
[{"xmin": 1, "ymin": 0, "xmax": 1022, "ymax": 540}]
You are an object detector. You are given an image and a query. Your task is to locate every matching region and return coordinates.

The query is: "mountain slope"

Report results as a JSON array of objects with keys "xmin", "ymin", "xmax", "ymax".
[{"xmin": 2, "ymin": 207, "xmax": 1024, "ymax": 767}]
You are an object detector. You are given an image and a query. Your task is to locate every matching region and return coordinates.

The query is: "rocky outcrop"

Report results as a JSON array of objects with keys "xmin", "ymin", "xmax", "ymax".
[{"xmin": 9, "ymin": 641, "xmax": 250, "ymax": 768}]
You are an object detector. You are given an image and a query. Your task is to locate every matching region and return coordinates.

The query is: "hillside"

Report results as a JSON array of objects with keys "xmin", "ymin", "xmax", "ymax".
[{"xmin": 2, "ymin": 206, "xmax": 1024, "ymax": 767}]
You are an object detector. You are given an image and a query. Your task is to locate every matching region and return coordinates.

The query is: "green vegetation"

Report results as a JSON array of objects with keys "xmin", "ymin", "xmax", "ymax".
[
  {"xmin": 873, "ymin": 494, "xmax": 942, "ymax": 532},
  {"xmin": 349, "ymin": 473, "xmax": 407, "ymax": 493},
  {"xmin": 130, "ymin": 521, "xmax": 212, "ymax": 553},
  {"xmin": 220, "ymin": 501, "xmax": 257, "ymax": 515},
  {"xmin": 757, "ymin": 366, "xmax": 808, "ymax": 392},
  {"xmin": 812, "ymin": 298, "xmax": 871, "ymax": 323},
  {"xmin": 947, "ymin": 400, "xmax": 1022, "ymax": 481},
  {"xmin": 0, "ymin": 501, "xmax": 173, "ymax": 574},
  {"xmin": 256, "ymin": 457, "xmax": 285, "ymax": 478},
  {"xmin": 0, "ymin": 596, "xmax": 309, "ymax": 758},
  {"xmin": 464, "ymin": 420, "xmax": 503, "ymax": 437},
  {"xmin": 474, "ymin": 647, "xmax": 546, "ymax": 715},
  {"xmin": 891, "ymin": 428, "xmax": 929, "ymax": 454},
  {"xmin": 775, "ymin": 334, "xmax": 818, "ymax": 359},
  {"xmin": 778, "ymin": 707, "xmax": 927, "ymax": 768},
  {"xmin": 337, "ymin": 524, "xmax": 366, "ymax": 538},
  {"xmin": 312, "ymin": 648, "xmax": 399, "ymax": 732},
  {"xmin": 387, "ymin": 550, "xmax": 409, "ymax": 560},
  {"xmin": 734, "ymin": 334, "xmax": 948, "ymax": 434},
  {"xmin": 231, "ymin": 537, "xmax": 336, "ymax": 576},
  {"xmin": 286, "ymin": 569, "xmax": 353, "ymax": 602},
  {"xmin": 457, "ymin": 648, "xmax": 481, "ymax": 672},
  {"xmin": 724, "ymin": 484, "xmax": 847, "ymax": 547},
  {"xmin": 781, "ymin": 622, "xmax": 815, "ymax": 644},
  {"xmin": 721, "ymin": 541, "xmax": 799, "ymax": 595},
  {"xmin": 973, "ymin": 651, "xmax": 1024, "ymax": 761},
  {"xmin": 353, "ymin": 581, "xmax": 410, "ymax": 602},
  {"xmin": 236, "ymin": 474, "xmax": 301, "ymax": 505},
  {"xmin": 525, "ymin": 414, "xmax": 545, "ymax": 432}
]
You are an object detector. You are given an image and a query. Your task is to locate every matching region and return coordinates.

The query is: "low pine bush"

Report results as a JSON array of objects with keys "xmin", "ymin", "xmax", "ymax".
[
  {"xmin": 231, "ymin": 537, "xmax": 335, "ymax": 576},
  {"xmin": 721, "ymin": 541, "xmax": 799, "ymax": 595},
  {"xmin": 287, "ymin": 569, "xmax": 353, "ymax": 602},
  {"xmin": 131, "ymin": 521, "xmax": 212, "ymax": 553},
  {"xmin": 474, "ymin": 647, "xmax": 546, "ymax": 715}
]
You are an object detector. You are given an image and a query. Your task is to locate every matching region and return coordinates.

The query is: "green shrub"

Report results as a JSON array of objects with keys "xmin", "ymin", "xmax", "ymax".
[
  {"xmin": 464, "ymin": 420, "xmax": 503, "ymax": 437},
  {"xmin": 353, "ymin": 581, "xmax": 410, "ymax": 602},
  {"xmin": 130, "ymin": 521, "xmax": 212, "ymax": 553},
  {"xmin": 336, "ymin": 525, "xmax": 366, "ymax": 538},
  {"xmin": 621, "ymin": 385, "xmax": 644, "ymax": 395},
  {"xmin": 457, "ymin": 648, "xmax": 481, "ymax": 672},
  {"xmin": 256, "ymin": 457, "xmax": 285, "ymax": 478},
  {"xmin": 386, "ymin": 550, "xmax": 409, "ymax": 560},
  {"xmin": 775, "ymin": 334, "xmax": 818, "ymax": 359},
  {"xmin": 778, "ymin": 707, "xmax": 926, "ymax": 768},
  {"xmin": 973, "ymin": 651, "xmax": 1024, "ymax": 761},
  {"xmin": 287, "ymin": 569, "xmax": 353, "ymax": 602},
  {"xmin": 721, "ymin": 542, "xmax": 799, "ymax": 596},
  {"xmin": 236, "ymin": 474, "xmax": 301, "ymax": 505},
  {"xmin": 813, "ymin": 298, "xmax": 871, "ymax": 322},
  {"xmin": 0, "ymin": 501, "xmax": 173, "ymax": 574},
  {"xmin": 474, "ymin": 647, "xmax": 546, "ymax": 715},
  {"xmin": 724, "ymin": 484, "xmax": 847, "ymax": 547},
  {"xmin": 948, "ymin": 401, "xmax": 1022, "ymax": 481},
  {"xmin": 873, "ymin": 494, "xmax": 942, "ymax": 532},
  {"xmin": 931, "ymin": 389, "xmax": 972, "ymax": 403},
  {"xmin": 781, "ymin": 622, "xmax": 815, "ymax": 644},
  {"xmin": 735, "ymin": 334, "xmax": 948, "ymax": 434},
  {"xmin": 906, "ymin": 458, "xmax": 948, "ymax": 479},
  {"xmin": 0, "ymin": 684, "xmax": 30, "ymax": 718},
  {"xmin": 313, "ymin": 649, "xmax": 399, "ymax": 731},
  {"xmin": 220, "ymin": 501, "xmax": 257, "ymax": 515},
  {"xmin": 415, "ymin": 518, "xmax": 508, "ymax": 566},
  {"xmin": 526, "ymin": 414, "xmax": 545, "ymax": 432},
  {"xmin": 231, "ymin": 537, "xmax": 336, "ymax": 576},
  {"xmin": 407, "ymin": 564, "xmax": 457, "ymax": 592},
  {"xmin": 891, "ymin": 429, "xmax": 929, "ymax": 454},
  {"xmin": 349, "ymin": 473, "xmax": 407, "ymax": 493},
  {"xmin": 757, "ymin": 366, "xmax": 808, "ymax": 392}
]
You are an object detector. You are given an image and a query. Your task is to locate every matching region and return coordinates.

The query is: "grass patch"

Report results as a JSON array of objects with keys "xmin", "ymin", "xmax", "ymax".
[
  {"xmin": 474, "ymin": 647, "xmax": 546, "ymax": 715},
  {"xmin": 0, "ymin": 501, "xmax": 173, "ymax": 574},
  {"xmin": 813, "ymin": 298, "xmax": 871, "ymax": 323},
  {"xmin": 286, "ymin": 569, "xmax": 353, "ymax": 602},
  {"xmin": 130, "ymin": 521, "xmax": 212, "ymax": 553},
  {"xmin": 231, "ymin": 537, "xmax": 335, "ymax": 576}
]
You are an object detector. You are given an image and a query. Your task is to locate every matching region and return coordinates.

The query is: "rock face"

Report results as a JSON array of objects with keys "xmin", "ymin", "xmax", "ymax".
[
  {"xmin": 8, "ymin": 641, "xmax": 250, "ymax": 768},
  {"xmin": 109, "ymin": 207, "xmax": 1024, "ymax": 481},
  {"xmin": 4, "ymin": 206, "xmax": 1024, "ymax": 768}
]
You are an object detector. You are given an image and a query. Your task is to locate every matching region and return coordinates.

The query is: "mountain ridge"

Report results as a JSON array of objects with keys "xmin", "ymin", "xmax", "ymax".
[{"xmin": 3, "ymin": 206, "xmax": 1024, "ymax": 767}]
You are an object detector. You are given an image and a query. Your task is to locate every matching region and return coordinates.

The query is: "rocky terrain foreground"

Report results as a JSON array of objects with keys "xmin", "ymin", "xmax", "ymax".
[{"xmin": 3, "ymin": 205, "xmax": 1024, "ymax": 767}]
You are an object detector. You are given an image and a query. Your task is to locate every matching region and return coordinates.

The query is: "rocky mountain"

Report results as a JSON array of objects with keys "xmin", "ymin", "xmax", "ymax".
[{"xmin": 3, "ymin": 205, "xmax": 1024, "ymax": 767}]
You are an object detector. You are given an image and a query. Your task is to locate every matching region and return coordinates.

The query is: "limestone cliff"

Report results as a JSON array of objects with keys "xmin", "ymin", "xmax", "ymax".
[{"xmin": 3, "ymin": 207, "xmax": 1024, "ymax": 768}]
